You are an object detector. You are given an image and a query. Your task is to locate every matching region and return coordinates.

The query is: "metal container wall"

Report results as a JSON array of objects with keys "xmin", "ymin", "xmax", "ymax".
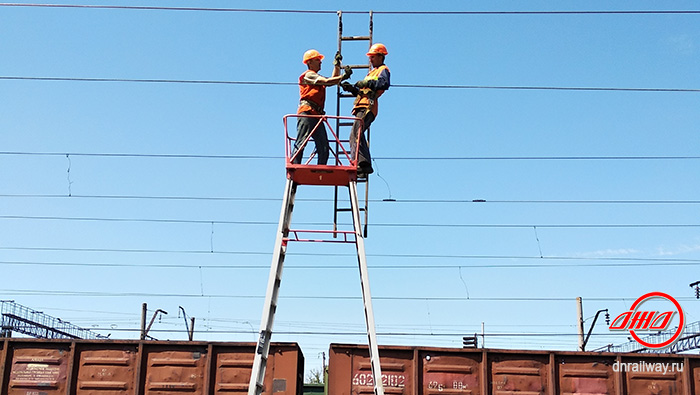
[
  {"xmin": 0, "ymin": 339, "xmax": 303, "ymax": 395},
  {"xmin": 328, "ymin": 343, "xmax": 700, "ymax": 395}
]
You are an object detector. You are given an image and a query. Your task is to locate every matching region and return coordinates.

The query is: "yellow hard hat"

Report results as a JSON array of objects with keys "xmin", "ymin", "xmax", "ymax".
[
  {"xmin": 303, "ymin": 49, "xmax": 324, "ymax": 64},
  {"xmin": 366, "ymin": 43, "xmax": 388, "ymax": 56}
]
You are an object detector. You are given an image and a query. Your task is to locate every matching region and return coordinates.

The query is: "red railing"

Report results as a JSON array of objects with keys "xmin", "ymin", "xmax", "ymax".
[{"xmin": 283, "ymin": 114, "xmax": 363, "ymax": 186}]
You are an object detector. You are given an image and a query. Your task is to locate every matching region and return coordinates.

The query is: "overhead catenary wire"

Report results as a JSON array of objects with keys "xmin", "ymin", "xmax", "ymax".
[
  {"xmin": 3, "ymin": 151, "xmax": 700, "ymax": 161},
  {"xmin": 2, "ymin": 246, "xmax": 700, "ymax": 265},
  {"xmin": 3, "ymin": 257, "xmax": 700, "ymax": 269},
  {"xmin": 4, "ymin": 246, "xmax": 700, "ymax": 263},
  {"xmin": 3, "ymin": 193, "xmax": 700, "ymax": 205},
  {"xmin": 2, "ymin": 288, "xmax": 693, "ymax": 302},
  {"xmin": 0, "ymin": 324, "xmax": 630, "ymax": 340},
  {"xmin": 2, "ymin": 3, "xmax": 700, "ymax": 15},
  {"xmin": 2, "ymin": 76, "xmax": 699, "ymax": 93},
  {"xmin": 3, "ymin": 214, "xmax": 700, "ymax": 229}
]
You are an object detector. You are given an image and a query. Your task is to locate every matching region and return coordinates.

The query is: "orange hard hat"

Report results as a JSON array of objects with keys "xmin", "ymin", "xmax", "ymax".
[
  {"xmin": 366, "ymin": 43, "xmax": 388, "ymax": 56},
  {"xmin": 303, "ymin": 49, "xmax": 324, "ymax": 64}
]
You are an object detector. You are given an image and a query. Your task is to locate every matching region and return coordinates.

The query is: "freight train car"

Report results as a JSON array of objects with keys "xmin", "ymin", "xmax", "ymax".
[
  {"xmin": 328, "ymin": 343, "xmax": 700, "ymax": 395},
  {"xmin": 0, "ymin": 339, "xmax": 303, "ymax": 395}
]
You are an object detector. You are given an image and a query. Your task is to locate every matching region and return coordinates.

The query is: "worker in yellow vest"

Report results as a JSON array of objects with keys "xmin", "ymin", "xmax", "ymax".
[
  {"xmin": 342, "ymin": 43, "xmax": 391, "ymax": 176},
  {"xmin": 292, "ymin": 49, "xmax": 352, "ymax": 165}
]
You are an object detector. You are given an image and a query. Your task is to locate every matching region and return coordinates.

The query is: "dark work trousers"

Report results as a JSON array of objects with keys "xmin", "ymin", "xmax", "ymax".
[
  {"xmin": 292, "ymin": 113, "xmax": 329, "ymax": 165},
  {"xmin": 350, "ymin": 108, "xmax": 375, "ymax": 168}
]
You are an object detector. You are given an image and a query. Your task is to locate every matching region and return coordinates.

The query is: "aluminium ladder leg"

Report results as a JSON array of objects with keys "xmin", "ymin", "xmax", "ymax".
[
  {"xmin": 248, "ymin": 178, "xmax": 297, "ymax": 395},
  {"xmin": 349, "ymin": 180, "xmax": 385, "ymax": 395}
]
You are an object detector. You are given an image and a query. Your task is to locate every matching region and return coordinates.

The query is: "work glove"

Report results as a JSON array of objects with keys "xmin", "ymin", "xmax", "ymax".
[
  {"xmin": 341, "ymin": 81, "xmax": 359, "ymax": 96},
  {"xmin": 355, "ymin": 79, "xmax": 370, "ymax": 89},
  {"xmin": 341, "ymin": 66, "xmax": 353, "ymax": 81},
  {"xmin": 333, "ymin": 51, "xmax": 343, "ymax": 67}
]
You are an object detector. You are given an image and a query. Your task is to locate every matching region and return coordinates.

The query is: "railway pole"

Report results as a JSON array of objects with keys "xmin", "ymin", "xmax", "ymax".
[{"xmin": 577, "ymin": 297, "xmax": 585, "ymax": 351}]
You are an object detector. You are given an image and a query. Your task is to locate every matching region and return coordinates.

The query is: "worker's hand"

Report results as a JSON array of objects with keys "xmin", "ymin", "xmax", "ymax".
[
  {"xmin": 355, "ymin": 79, "xmax": 370, "ymax": 89},
  {"xmin": 341, "ymin": 66, "xmax": 353, "ymax": 81},
  {"xmin": 341, "ymin": 81, "xmax": 358, "ymax": 95},
  {"xmin": 333, "ymin": 51, "xmax": 343, "ymax": 67}
]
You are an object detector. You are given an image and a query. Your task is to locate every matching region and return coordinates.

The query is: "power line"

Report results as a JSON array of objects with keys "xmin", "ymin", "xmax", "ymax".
[
  {"xmin": 4, "ymin": 194, "xmax": 700, "ymax": 205},
  {"xmin": 3, "ymin": 214, "xmax": 700, "ymax": 229},
  {"xmin": 61, "ymin": 327, "xmax": 629, "ymax": 338},
  {"xmin": 4, "ymin": 246, "xmax": 700, "ymax": 265},
  {"xmin": 2, "ymin": 4, "xmax": 700, "ymax": 15},
  {"xmin": 3, "ymin": 76, "xmax": 700, "ymax": 93},
  {"xmin": 3, "ymin": 151, "xmax": 700, "ymax": 161},
  {"xmin": 3, "ymin": 288, "xmax": 690, "ymax": 302},
  {"xmin": 2, "ymin": 246, "xmax": 700, "ymax": 265},
  {"xmin": 1, "ymin": 257, "xmax": 699, "ymax": 269}
]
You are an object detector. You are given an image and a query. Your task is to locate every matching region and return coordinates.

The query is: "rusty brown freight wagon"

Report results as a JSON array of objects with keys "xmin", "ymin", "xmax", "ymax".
[
  {"xmin": 0, "ymin": 339, "xmax": 303, "ymax": 395},
  {"xmin": 328, "ymin": 343, "xmax": 700, "ymax": 395}
]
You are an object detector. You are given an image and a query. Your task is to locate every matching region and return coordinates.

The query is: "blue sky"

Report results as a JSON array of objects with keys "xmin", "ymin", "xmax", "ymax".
[{"xmin": 2, "ymin": 0, "xmax": 700, "ymax": 377}]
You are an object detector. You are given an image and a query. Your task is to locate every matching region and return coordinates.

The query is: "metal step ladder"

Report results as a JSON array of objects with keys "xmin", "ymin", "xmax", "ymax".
[
  {"xmin": 334, "ymin": 10, "xmax": 373, "ymax": 238},
  {"xmin": 248, "ymin": 112, "xmax": 384, "ymax": 395}
]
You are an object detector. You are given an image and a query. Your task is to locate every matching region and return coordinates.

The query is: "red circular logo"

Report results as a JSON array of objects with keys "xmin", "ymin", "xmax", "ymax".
[{"xmin": 628, "ymin": 292, "xmax": 685, "ymax": 349}]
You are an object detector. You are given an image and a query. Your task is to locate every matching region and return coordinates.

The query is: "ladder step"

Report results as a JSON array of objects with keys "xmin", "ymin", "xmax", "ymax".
[
  {"xmin": 347, "ymin": 64, "xmax": 370, "ymax": 70},
  {"xmin": 341, "ymin": 35, "xmax": 371, "ymax": 41},
  {"xmin": 337, "ymin": 208, "xmax": 366, "ymax": 213},
  {"xmin": 339, "ymin": 93, "xmax": 355, "ymax": 99},
  {"xmin": 338, "ymin": 122, "xmax": 354, "ymax": 127}
]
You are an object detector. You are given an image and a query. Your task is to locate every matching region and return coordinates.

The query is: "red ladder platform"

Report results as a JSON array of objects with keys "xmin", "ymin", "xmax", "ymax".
[{"xmin": 284, "ymin": 114, "xmax": 362, "ymax": 186}]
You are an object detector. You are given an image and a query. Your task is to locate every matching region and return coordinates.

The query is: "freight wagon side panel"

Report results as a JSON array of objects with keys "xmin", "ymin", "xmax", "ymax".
[
  {"xmin": 0, "ymin": 339, "xmax": 304, "ymax": 395},
  {"xmin": 488, "ymin": 352, "xmax": 549, "ymax": 395},
  {"xmin": 211, "ymin": 343, "xmax": 303, "ymax": 395},
  {"xmin": 143, "ymin": 343, "xmax": 209, "ymax": 394},
  {"xmin": 73, "ymin": 342, "xmax": 139, "ymax": 395},
  {"xmin": 329, "ymin": 343, "xmax": 700, "ymax": 395},
  {"xmin": 554, "ymin": 353, "xmax": 617, "ymax": 395},
  {"xmin": 5, "ymin": 341, "xmax": 71, "ymax": 395},
  {"xmin": 620, "ymin": 355, "xmax": 687, "ymax": 395},
  {"xmin": 328, "ymin": 344, "xmax": 414, "ymax": 395},
  {"xmin": 418, "ymin": 349, "xmax": 483, "ymax": 395}
]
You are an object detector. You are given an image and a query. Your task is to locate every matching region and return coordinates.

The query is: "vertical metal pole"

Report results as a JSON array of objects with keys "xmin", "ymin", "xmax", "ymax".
[
  {"xmin": 140, "ymin": 303, "xmax": 147, "ymax": 340},
  {"xmin": 249, "ymin": 178, "xmax": 297, "ymax": 395},
  {"xmin": 349, "ymin": 181, "xmax": 384, "ymax": 395},
  {"xmin": 481, "ymin": 322, "xmax": 485, "ymax": 348},
  {"xmin": 577, "ymin": 297, "xmax": 585, "ymax": 351}
]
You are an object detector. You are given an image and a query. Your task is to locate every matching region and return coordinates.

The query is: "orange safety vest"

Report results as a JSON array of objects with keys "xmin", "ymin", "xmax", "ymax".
[
  {"xmin": 298, "ymin": 70, "xmax": 326, "ymax": 115},
  {"xmin": 353, "ymin": 64, "xmax": 390, "ymax": 116}
]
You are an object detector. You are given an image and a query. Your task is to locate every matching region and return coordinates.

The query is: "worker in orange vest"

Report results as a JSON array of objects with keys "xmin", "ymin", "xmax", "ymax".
[
  {"xmin": 342, "ymin": 43, "xmax": 391, "ymax": 176},
  {"xmin": 292, "ymin": 49, "xmax": 352, "ymax": 165}
]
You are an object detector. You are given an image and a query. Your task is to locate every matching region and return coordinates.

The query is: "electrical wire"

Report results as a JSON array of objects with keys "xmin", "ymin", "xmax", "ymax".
[
  {"xmin": 2, "ymin": 257, "xmax": 699, "ymax": 269},
  {"xmin": 3, "ymin": 151, "xmax": 700, "ymax": 161},
  {"xmin": 3, "ymin": 288, "xmax": 692, "ymax": 302},
  {"xmin": 3, "ymin": 214, "xmax": 700, "ymax": 229},
  {"xmin": 3, "ymin": 194, "xmax": 700, "ymax": 205},
  {"xmin": 3, "ymin": 76, "xmax": 700, "ymax": 93},
  {"xmin": 1, "ymin": 4, "xmax": 700, "ymax": 15},
  {"xmin": 3, "ymin": 246, "xmax": 699, "ymax": 265}
]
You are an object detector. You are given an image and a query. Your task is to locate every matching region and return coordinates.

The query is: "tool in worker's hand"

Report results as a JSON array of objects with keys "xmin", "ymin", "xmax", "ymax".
[
  {"xmin": 333, "ymin": 51, "xmax": 343, "ymax": 67},
  {"xmin": 341, "ymin": 66, "xmax": 353, "ymax": 81},
  {"xmin": 341, "ymin": 81, "xmax": 358, "ymax": 95}
]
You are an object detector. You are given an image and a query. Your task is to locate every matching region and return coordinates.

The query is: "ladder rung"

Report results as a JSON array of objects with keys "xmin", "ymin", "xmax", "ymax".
[
  {"xmin": 338, "ymin": 122, "xmax": 354, "ymax": 127},
  {"xmin": 347, "ymin": 64, "xmax": 370, "ymax": 70},
  {"xmin": 341, "ymin": 35, "xmax": 371, "ymax": 41},
  {"xmin": 336, "ymin": 208, "xmax": 367, "ymax": 212},
  {"xmin": 339, "ymin": 93, "xmax": 355, "ymax": 99}
]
